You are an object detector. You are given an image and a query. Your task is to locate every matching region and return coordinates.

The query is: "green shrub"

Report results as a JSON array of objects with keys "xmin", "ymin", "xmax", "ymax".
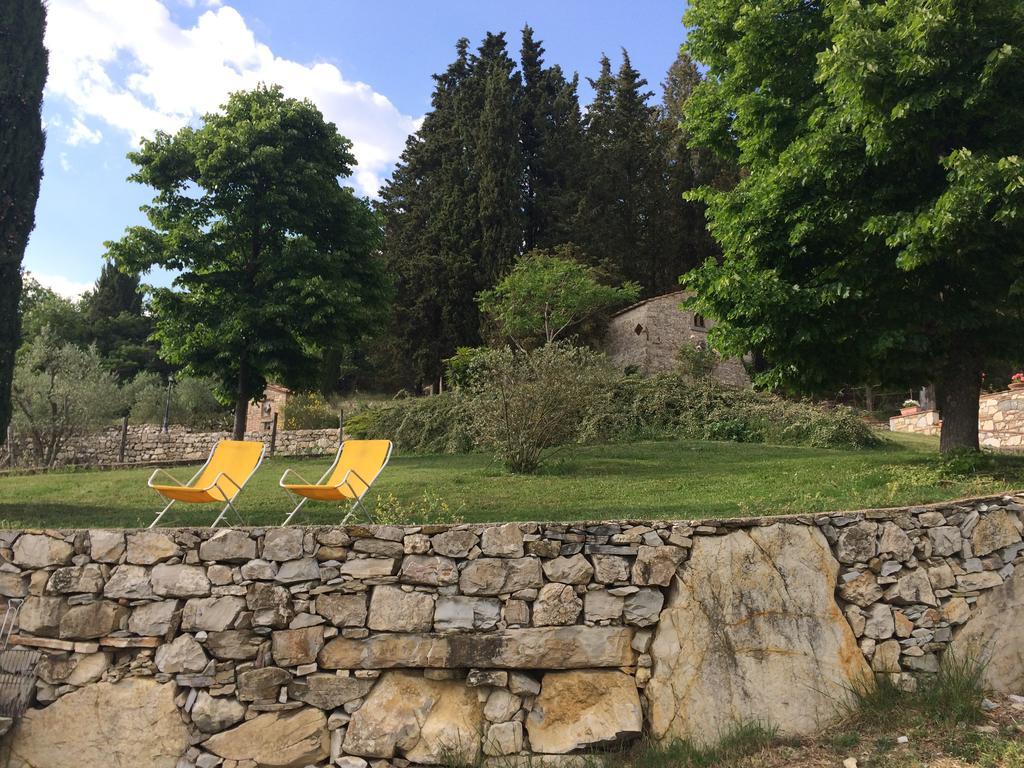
[
  {"xmin": 282, "ymin": 391, "xmax": 338, "ymax": 430},
  {"xmin": 625, "ymin": 721, "xmax": 778, "ymax": 768},
  {"xmin": 467, "ymin": 343, "xmax": 611, "ymax": 473},
  {"xmin": 127, "ymin": 373, "xmax": 230, "ymax": 431},
  {"xmin": 345, "ymin": 392, "xmax": 473, "ymax": 455},
  {"xmin": 371, "ymin": 491, "xmax": 464, "ymax": 526},
  {"xmin": 584, "ymin": 374, "xmax": 879, "ymax": 449},
  {"xmin": 346, "ymin": 359, "xmax": 878, "ymax": 460}
]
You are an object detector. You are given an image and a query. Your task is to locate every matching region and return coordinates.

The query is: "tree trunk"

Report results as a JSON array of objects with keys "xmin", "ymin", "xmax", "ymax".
[
  {"xmin": 936, "ymin": 359, "xmax": 981, "ymax": 453},
  {"xmin": 0, "ymin": 1, "xmax": 47, "ymax": 440},
  {"xmin": 232, "ymin": 360, "xmax": 250, "ymax": 440}
]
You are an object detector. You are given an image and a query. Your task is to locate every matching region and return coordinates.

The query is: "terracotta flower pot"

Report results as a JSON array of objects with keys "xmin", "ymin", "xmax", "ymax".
[
  {"xmin": 900, "ymin": 406, "xmax": 921, "ymax": 416},
  {"xmin": 1009, "ymin": 382, "xmax": 1024, "ymax": 391}
]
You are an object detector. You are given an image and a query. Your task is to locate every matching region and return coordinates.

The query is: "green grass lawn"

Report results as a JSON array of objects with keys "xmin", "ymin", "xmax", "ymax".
[{"xmin": 1, "ymin": 433, "xmax": 1022, "ymax": 529}]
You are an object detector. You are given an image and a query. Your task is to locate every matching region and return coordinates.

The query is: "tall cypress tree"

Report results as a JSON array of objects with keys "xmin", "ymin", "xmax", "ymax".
[
  {"xmin": 0, "ymin": 0, "xmax": 47, "ymax": 440},
  {"xmin": 471, "ymin": 33, "xmax": 523, "ymax": 286},
  {"xmin": 577, "ymin": 52, "xmax": 661, "ymax": 292},
  {"xmin": 520, "ymin": 27, "xmax": 586, "ymax": 252},
  {"xmin": 81, "ymin": 263, "xmax": 165, "ymax": 380},
  {"xmin": 651, "ymin": 50, "xmax": 736, "ymax": 293},
  {"xmin": 378, "ymin": 40, "xmax": 478, "ymax": 391}
]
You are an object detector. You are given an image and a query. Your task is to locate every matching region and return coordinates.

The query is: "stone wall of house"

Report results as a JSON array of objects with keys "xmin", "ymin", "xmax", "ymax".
[
  {"xmin": 888, "ymin": 409, "xmax": 942, "ymax": 437},
  {"xmin": 0, "ymin": 425, "xmax": 341, "ymax": 469},
  {"xmin": 980, "ymin": 389, "xmax": 1024, "ymax": 452},
  {"xmin": 602, "ymin": 291, "xmax": 751, "ymax": 387},
  {"xmin": 888, "ymin": 389, "xmax": 1024, "ymax": 450},
  {"xmin": 0, "ymin": 495, "xmax": 1022, "ymax": 766}
]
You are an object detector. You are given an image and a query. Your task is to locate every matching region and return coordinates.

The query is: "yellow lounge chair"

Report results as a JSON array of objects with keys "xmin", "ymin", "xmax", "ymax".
[
  {"xmin": 148, "ymin": 439, "xmax": 266, "ymax": 528},
  {"xmin": 278, "ymin": 439, "xmax": 393, "ymax": 526}
]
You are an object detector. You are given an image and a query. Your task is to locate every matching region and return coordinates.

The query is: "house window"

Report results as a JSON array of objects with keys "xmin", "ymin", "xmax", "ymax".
[{"xmin": 692, "ymin": 313, "xmax": 706, "ymax": 329}]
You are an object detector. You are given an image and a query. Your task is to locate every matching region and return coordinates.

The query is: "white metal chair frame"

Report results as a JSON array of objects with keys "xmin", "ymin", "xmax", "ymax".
[
  {"xmin": 147, "ymin": 444, "xmax": 266, "ymax": 529},
  {"xmin": 278, "ymin": 440, "xmax": 393, "ymax": 527}
]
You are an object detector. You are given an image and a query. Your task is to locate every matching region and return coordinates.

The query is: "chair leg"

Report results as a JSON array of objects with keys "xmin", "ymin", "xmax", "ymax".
[
  {"xmin": 150, "ymin": 500, "xmax": 175, "ymax": 529},
  {"xmin": 351, "ymin": 495, "xmax": 375, "ymax": 524},
  {"xmin": 281, "ymin": 497, "xmax": 308, "ymax": 527},
  {"xmin": 210, "ymin": 498, "xmax": 245, "ymax": 529}
]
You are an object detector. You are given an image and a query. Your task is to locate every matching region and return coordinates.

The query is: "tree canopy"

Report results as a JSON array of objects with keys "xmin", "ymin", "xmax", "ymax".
[
  {"xmin": 108, "ymin": 85, "xmax": 386, "ymax": 437},
  {"xmin": 377, "ymin": 28, "xmax": 724, "ymax": 391},
  {"xmin": 683, "ymin": 0, "xmax": 1024, "ymax": 452},
  {"xmin": 477, "ymin": 246, "xmax": 639, "ymax": 347}
]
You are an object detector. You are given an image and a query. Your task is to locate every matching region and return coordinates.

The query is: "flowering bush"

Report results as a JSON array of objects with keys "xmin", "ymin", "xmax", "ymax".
[{"xmin": 1012, "ymin": 372, "xmax": 1024, "ymax": 384}]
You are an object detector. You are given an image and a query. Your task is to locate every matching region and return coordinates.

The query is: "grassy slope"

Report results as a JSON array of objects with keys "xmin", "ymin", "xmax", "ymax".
[{"xmin": 0, "ymin": 433, "xmax": 1021, "ymax": 529}]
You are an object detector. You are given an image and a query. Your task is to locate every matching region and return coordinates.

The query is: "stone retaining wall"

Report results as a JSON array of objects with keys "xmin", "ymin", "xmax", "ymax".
[
  {"xmin": 980, "ymin": 389, "xmax": 1024, "ymax": 451},
  {"xmin": 888, "ymin": 409, "xmax": 941, "ymax": 437},
  {"xmin": 1, "ymin": 425, "xmax": 341, "ymax": 469},
  {"xmin": 889, "ymin": 389, "xmax": 1024, "ymax": 450},
  {"xmin": 1, "ymin": 495, "xmax": 1022, "ymax": 767}
]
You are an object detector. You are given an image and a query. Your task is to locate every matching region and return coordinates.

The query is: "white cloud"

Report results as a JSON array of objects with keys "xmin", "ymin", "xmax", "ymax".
[
  {"xmin": 66, "ymin": 117, "xmax": 102, "ymax": 145},
  {"xmin": 28, "ymin": 272, "xmax": 93, "ymax": 299},
  {"xmin": 44, "ymin": 0, "xmax": 419, "ymax": 196},
  {"xmin": 59, "ymin": 152, "xmax": 71, "ymax": 171}
]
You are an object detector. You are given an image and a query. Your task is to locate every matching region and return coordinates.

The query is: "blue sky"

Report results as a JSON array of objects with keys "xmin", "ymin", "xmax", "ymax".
[{"xmin": 30, "ymin": 0, "xmax": 689, "ymax": 297}]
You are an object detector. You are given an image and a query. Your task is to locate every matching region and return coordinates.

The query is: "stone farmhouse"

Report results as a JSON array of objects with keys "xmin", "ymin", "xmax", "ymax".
[{"xmin": 602, "ymin": 290, "xmax": 750, "ymax": 387}]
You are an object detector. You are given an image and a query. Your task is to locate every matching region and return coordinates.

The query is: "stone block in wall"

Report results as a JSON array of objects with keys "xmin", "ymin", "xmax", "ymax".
[
  {"xmin": 527, "ymin": 670, "xmax": 643, "ymax": 754},
  {"xmin": 319, "ymin": 626, "xmax": 637, "ymax": 670},
  {"xmin": 645, "ymin": 523, "xmax": 870, "ymax": 743},
  {"xmin": 343, "ymin": 671, "xmax": 484, "ymax": 764}
]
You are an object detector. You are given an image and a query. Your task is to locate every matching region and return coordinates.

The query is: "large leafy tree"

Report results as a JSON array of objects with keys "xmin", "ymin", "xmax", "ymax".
[
  {"xmin": 683, "ymin": 0, "xmax": 1024, "ymax": 452},
  {"xmin": 477, "ymin": 245, "xmax": 640, "ymax": 347},
  {"xmin": 109, "ymin": 85, "xmax": 386, "ymax": 438},
  {"xmin": 0, "ymin": 0, "xmax": 47, "ymax": 442}
]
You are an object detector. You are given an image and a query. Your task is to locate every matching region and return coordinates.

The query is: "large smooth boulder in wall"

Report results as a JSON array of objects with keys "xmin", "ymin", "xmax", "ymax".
[
  {"xmin": 5, "ymin": 679, "xmax": 187, "ymax": 768},
  {"xmin": 343, "ymin": 671, "xmax": 483, "ymax": 765},
  {"xmin": 950, "ymin": 565, "xmax": 1024, "ymax": 693},
  {"xmin": 526, "ymin": 670, "xmax": 642, "ymax": 754},
  {"xmin": 645, "ymin": 523, "xmax": 870, "ymax": 743},
  {"xmin": 202, "ymin": 708, "xmax": 329, "ymax": 768}
]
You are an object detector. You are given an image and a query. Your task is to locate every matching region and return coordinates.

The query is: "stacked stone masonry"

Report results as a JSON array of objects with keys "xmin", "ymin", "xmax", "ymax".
[
  {"xmin": 888, "ymin": 409, "xmax": 942, "ymax": 437},
  {"xmin": 1, "ymin": 425, "xmax": 341, "ymax": 469},
  {"xmin": 889, "ymin": 388, "xmax": 1024, "ymax": 451},
  {"xmin": 980, "ymin": 389, "xmax": 1024, "ymax": 451},
  {"xmin": 0, "ymin": 495, "xmax": 1022, "ymax": 767}
]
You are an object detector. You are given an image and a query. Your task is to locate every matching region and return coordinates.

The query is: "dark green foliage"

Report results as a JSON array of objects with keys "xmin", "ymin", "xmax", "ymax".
[
  {"xmin": 847, "ymin": 649, "xmax": 987, "ymax": 728},
  {"xmin": 281, "ymin": 392, "xmax": 338, "ymax": 430},
  {"xmin": 126, "ymin": 373, "xmax": 229, "ymax": 431},
  {"xmin": 0, "ymin": 0, "xmax": 47, "ymax": 441},
  {"xmin": 682, "ymin": 0, "xmax": 1024, "ymax": 452},
  {"xmin": 108, "ymin": 85, "xmax": 386, "ymax": 438},
  {"xmin": 586, "ymin": 375, "xmax": 880, "ymax": 449},
  {"xmin": 80, "ymin": 264, "xmax": 166, "ymax": 380},
  {"xmin": 345, "ymin": 393, "xmax": 473, "ymax": 455},
  {"xmin": 347, "ymin": 367, "xmax": 878, "ymax": 455},
  {"xmin": 378, "ymin": 29, "xmax": 724, "ymax": 388},
  {"xmin": 520, "ymin": 26, "xmax": 587, "ymax": 252}
]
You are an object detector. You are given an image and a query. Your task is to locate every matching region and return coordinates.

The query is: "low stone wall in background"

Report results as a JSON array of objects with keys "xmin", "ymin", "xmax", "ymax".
[
  {"xmin": 889, "ymin": 389, "xmax": 1024, "ymax": 451},
  {"xmin": 0, "ymin": 495, "xmax": 1022, "ymax": 767},
  {"xmin": 888, "ymin": 409, "xmax": 941, "ymax": 437},
  {"xmin": 1, "ymin": 425, "xmax": 341, "ymax": 469},
  {"xmin": 980, "ymin": 389, "xmax": 1024, "ymax": 452}
]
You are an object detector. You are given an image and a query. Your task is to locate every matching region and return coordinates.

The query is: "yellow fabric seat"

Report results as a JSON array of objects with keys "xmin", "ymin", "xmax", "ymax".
[
  {"xmin": 279, "ymin": 439, "xmax": 392, "ymax": 525},
  {"xmin": 148, "ymin": 440, "xmax": 265, "ymax": 528}
]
